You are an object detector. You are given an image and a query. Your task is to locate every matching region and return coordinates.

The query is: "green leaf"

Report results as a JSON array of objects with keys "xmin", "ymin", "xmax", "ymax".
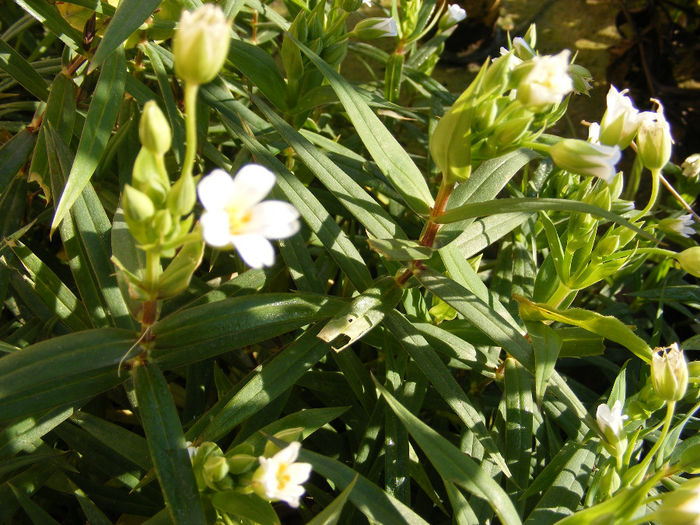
[
  {"xmin": 9, "ymin": 241, "xmax": 92, "ymax": 331},
  {"xmin": 436, "ymin": 197, "xmax": 653, "ymax": 240},
  {"xmin": 254, "ymin": 96, "xmax": 407, "ymax": 240},
  {"xmin": 377, "ymin": 381, "xmax": 522, "ymax": 525},
  {"xmin": 0, "ymin": 406, "xmax": 74, "ymax": 459},
  {"xmin": 291, "ymin": 36, "xmax": 434, "ymax": 216},
  {"xmin": 558, "ymin": 327, "xmax": 604, "ymax": 357},
  {"xmin": 132, "ymin": 362, "xmax": 206, "ymax": 525},
  {"xmin": 527, "ymin": 322, "xmax": 562, "ymax": 403},
  {"xmin": 416, "ymin": 267, "xmax": 533, "ymax": 368},
  {"xmin": 524, "ymin": 441, "xmax": 597, "ymax": 524},
  {"xmin": 152, "ymin": 293, "xmax": 344, "ymax": 369},
  {"xmin": 368, "ymin": 238, "xmax": 433, "ymax": 261},
  {"xmin": 9, "ymin": 483, "xmax": 62, "ymax": 525},
  {"xmin": 0, "ymin": 451, "xmax": 62, "ymax": 478},
  {"xmin": 14, "ymin": 0, "xmax": 82, "ymax": 50},
  {"xmin": 383, "ymin": 311, "xmax": 511, "ymax": 477},
  {"xmin": 504, "ymin": 358, "xmax": 534, "ymax": 490},
  {"xmin": 186, "ymin": 327, "xmax": 333, "ymax": 443},
  {"xmin": 90, "ymin": 0, "xmax": 161, "ymax": 70},
  {"xmin": 300, "ymin": 448, "xmax": 430, "ymax": 525},
  {"xmin": 318, "ymin": 276, "xmax": 403, "ymax": 352},
  {"xmin": 514, "ymin": 295, "xmax": 652, "ymax": 363},
  {"xmin": 0, "ymin": 38, "xmax": 49, "ymax": 101},
  {"xmin": 307, "ymin": 475, "xmax": 359, "ymax": 525},
  {"xmin": 52, "ymin": 46, "xmax": 127, "ymax": 233},
  {"xmin": 451, "ymin": 212, "xmax": 534, "ymax": 257},
  {"xmin": 0, "ymin": 329, "xmax": 134, "ymax": 424},
  {"xmin": 229, "ymin": 40, "xmax": 289, "ymax": 111},
  {"xmin": 211, "ymin": 492, "xmax": 280, "ymax": 525},
  {"xmin": 0, "ymin": 129, "xmax": 36, "ymax": 193}
]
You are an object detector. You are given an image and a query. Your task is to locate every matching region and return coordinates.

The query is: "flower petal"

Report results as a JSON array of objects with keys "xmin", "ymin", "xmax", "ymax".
[
  {"xmin": 197, "ymin": 169, "xmax": 237, "ymax": 211},
  {"xmin": 231, "ymin": 234, "xmax": 275, "ymax": 268},
  {"xmin": 200, "ymin": 210, "xmax": 232, "ymax": 247},
  {"xmin": 287, "ymin": 462, "xmax": 312, "ymax": 484},
  {"xmin": 245, "ymin": 201, "xmax": 300, "ymax": 239},
  {"xmin": 274, "ymin": 442, "xmax": 301, "ymax": 464},
  {"xmin": 228, "ymin": 164, "xmax": 277, "ymax": 210}
]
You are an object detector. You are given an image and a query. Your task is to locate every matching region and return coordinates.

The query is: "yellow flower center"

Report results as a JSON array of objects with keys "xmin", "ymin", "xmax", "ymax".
[
  {"xmin": 276, "ymin": 464, "xmax": 291, "ymax": 491},
  {"xmin": 227, "ymin": 206, "xmax": 252, "ymax": 235}
]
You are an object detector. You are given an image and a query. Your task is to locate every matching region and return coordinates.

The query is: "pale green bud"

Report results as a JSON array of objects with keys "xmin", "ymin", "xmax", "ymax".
[
  {"xmin": 350, "ymin": 17, "xmax": 398, "ymax": 40},
  {"xmin": 491, "ymin": 113, "xmax": 533, "ymax": 149},
  {"xmin": 652, "ymin": 477, "xmax": 700, "ymax": 525},
  {"xmin": 681, "ymin": 153, "xmax": 700, "ymax": 180},
  {"xmin": 151, "ymin": 209, "xmax": 173, "ymax": 237},
  {"xmin": 132, "ymin": 148, "xmax": 169, "ymax": 206},
  {"xmin": 594, "ymin": 235, "xmax": 620, "ymax": 258},
  {"xmin": 678, "ymin": 246, "xmax": 700, "ymax": 277},
  {"xmin": 438, "ymin": 4, "xmax": 467, "ymax": 31},
  {"xmin": 173, "ymin": 5, "xmax": 231, "ymax": 85},
  {"xmin": 651, "ymin": 343, "xmax": 688, "ymax": 401},
  {"xmin": 203, "ymin": 455, "xmax": 229, "ymax": 485},
  {"xmin": 167, "ymin": 172, "xmax": 196, "ymax": 217},
  {"xmin": 637, "ymin": 100, "xmax": 673, "ymax": 171},
  {"xmin": 340, "ymin": 0, "xmax": 364, "ymax": 11},
  {"xmin": 549, "ymin": 139, "xmax": 621, "ymax": 184},
  {"xmin": 599, "ymin": 86, "xmax": 642, "ymax": 149},
  {"xmin": 123, "ymin": 184, "xmax": 155, "ymax": 224},
  {"xmin": 227, "ymin": 454, "xmax": 259, "ymax": 475},
  {"xmin": 139, "ymin": 100, "xmax": 171, "ymax": 155}
]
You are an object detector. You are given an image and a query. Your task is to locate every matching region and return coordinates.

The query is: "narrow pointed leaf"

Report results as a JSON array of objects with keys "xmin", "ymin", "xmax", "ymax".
[
  {"xmin": 132, "ymin": 362, "xmax": 206, "ymax": 525},
  {"xmin": 0, "ymin": 38, "xmax": 49, "ymax": 101},
  {"xmin": 52, "ymin": 46, "xmax": 126, "ymax": 232}
]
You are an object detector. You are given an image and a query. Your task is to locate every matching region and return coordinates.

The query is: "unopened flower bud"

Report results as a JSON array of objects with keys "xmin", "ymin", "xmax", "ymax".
[
  {"xmin": 659, "ymin": 214, "xmax": 695, "ymax": 238},
  {"xmin": 652, "ymin": 477, "xmax": 700, "ymax": 525},
  {"xmin": 340, "ymin": 0, "xmax": 364, "ymax": 11},
  {"xmin": 596, "ymin": 400, "xmax": 628, "ymax": 458},
  {"xmin": 203, "ymin": 455, "xmax": 229, "ymax": 485},
  {"xmin": 123, "ymin": 184, "xmax": 155, "ymax": 224},
  {"xmin": 651, "ymin": 343, "xmax": 688, "ymax": 401},
  {"xmin": 438, "ymin": 4, "xmax": 467, "ymax": 30},
  {"xmin": 139, "ymin": 100, "xmax": 171, "ymax": 155},
  {"xmin": 681, "ymin": 153, "xmax": 700, "ymax": 180},
  {"xmin": 599, "ymin": 86, "xmax": 642, "ymax": 149},
  {"xmin": 515, "ymin": 50, "xmax": 573, "ymax": 110},
  {"xmin": 350, "ymin": 17, "xmax": 398, "ymax": 39},
  {"xmin": 132, "ymin": 148, "xmax": 170, "ymax": 206},
  {"xmin": 549, "ymin": 139, "xmax": 621, "ymax": 184},
  {"xmin": 637, "ymin": 100, "xmax": 673, "ymax": 171},
  {"xmin": 678, "ymin": 246, "xmax": 700, "ymax": 277},
  {"xmin": 594, "ymin": 235, "xmax": 620, "ymax": 258},
  {"xmin": 173, "ymin": 5, "xmax": 231, "ymax": 85},
  {"xmin": 167, "ymin": 172, "xmax": 196, "ymax": 217}
]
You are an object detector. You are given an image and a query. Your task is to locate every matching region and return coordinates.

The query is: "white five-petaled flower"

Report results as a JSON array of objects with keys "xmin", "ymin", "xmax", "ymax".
[
  {"xmin": 599, "ymin": 85, "xmax": 642, "ymax": 149},
  {"xmin": 663, "ymin": 214, "xmax": 695, "ymax": 238},
  {"xmin": 252, "ymin": 442, "xmax": 312, "ymax": 508},
  {"xmin": 197, "ymin": 165, "xmax": 300, "ymax": 269},
  {"xmin": 596, "ymin": 400, "xmax": 627, "ymax": 439},
  {"xmin": 443, "ymin": 4, "xmax": 467, "ymax": 27},
  {"xmin": 516, "ymin": 50, "xmax": 573, "ymax": 109}
]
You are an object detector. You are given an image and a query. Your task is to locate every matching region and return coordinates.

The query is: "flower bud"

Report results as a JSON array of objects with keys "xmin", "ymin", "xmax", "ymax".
[
  {"xmin": 678, "ymin": 246, "xmax": 700, "ymax": 277},
  {"xmin": 139, "ymin": 100, "xmax": 171, "ymax": 155},
  {"xmin": 594, "ymin": 235, "xmax": 620, "ymax": 258},
  {"xmin": 599, "ymin": 86, "xmax": 642, "ymax": 149},
  {"xmin": 637, "ymin": 100, "xmax": 673, "ymax": 171},
  {"xmin": 123, "ymin": 184, "xmax": 155, "ymax": 224},
  {"xmin": 132, "ymin": 148, "xmax": 170, "ymax": 206},
  {"xmin": 681, "ymin": 153, "xmax": 700, "ymax": 180},
  {"xmin": 350, "ymin": 17, "xmax": 398, "ymax": 39},
  {"xmin": 549, "ymin": 139, "xmax": 621, "ymax": 184},
  {"xmin": 596, "ymin": 400, "xmax": 628, "ymax": 458},
  {"xmin": 167, "ymin": 172, "xmax": 196, "ymax": 217},
  {"xmin": 340, "ymin": 0, "xmax": 364, "ymax": 11},
  {"xmin": 173, "ymin": 4, "xmax": 231, "ymax": 85},
  {"xmin": 203, "ymin": 455, "xmax": 230, "ymax": 485},
  {"xmin": 438, "ymin": 4, "xmax": 467, "ymax": 31},
  {"xmin": 515, "ymin": 50, "xmax": 573, "ymax": 110},
  {"xmin": 651, "ymin": 343, "xmax": 688, "ymax": 401},
  {"xmin": 652, "ymin": 477, "xmax": 700, "ymax": 525}
]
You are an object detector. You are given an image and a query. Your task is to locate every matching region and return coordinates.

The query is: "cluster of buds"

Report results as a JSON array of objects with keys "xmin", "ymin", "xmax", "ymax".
[
  {"xmin": 430, "ymin": 25, "xmax": 592, "ymax": 183},
  {"xmin": 122, "ymin": 101, "xmax": 195, "ymax": 258},
  {"xmin": 189, "ymin": 439, "xmax": 312, "ymax": 511}
]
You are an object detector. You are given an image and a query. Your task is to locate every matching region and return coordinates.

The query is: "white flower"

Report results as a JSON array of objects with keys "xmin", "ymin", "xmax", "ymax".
[
  {"xmin": 442, "ymin": 4, "xmax": 467, "ymax": 27},
  {"xmin": 637, "ymin": 99, "xmax": 673, "ymax": 171},
  {"xmin": 252, "ymin": 442, "xmax": 312, "ymax": 508},
  {"xmin": 681, "ymin": 153, "xmax": 700, "ymax": 180},
  {"xmin": 197, "ymin": 165, "xmax": 300, "ymax": 269},
  {"xmin": 173, "ymin": 4, "xmax": 231, "ymax": 85},
  {"xmin": 352, "ymin": 17, "xmax": 398, "ymax": 39},
  {"xmin": 598, "ymin": 85, "xmax": 642, "ymax": 149},
  {"xmin": 362, "ymin": 0, "xmax": 372, "ymax": 5},
  {"xmin": 373, "ymin": 17, "xmax": 398, "ymax": 37},
  {"xmin": 596, "ymin": 400, "xmax": 627, "ymax": 439},
  {"xmin": 588, "ymin": 122, "xmax": 601, "ymax": 143},
  {"xmin": 663, "ymin": 214, "xmax": 695, "ymax": 238},
  {"xmin": 549, "ymin": 138, "xmax": 622, "ymax": 184},
  {"xmin": 516, "ymin": 50, "xmax": 573, "ymax": 109}
]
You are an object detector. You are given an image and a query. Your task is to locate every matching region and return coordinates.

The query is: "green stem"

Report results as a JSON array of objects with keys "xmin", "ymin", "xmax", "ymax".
[
  {"xmin": 144, "ymin": 250, "xmax": 161, "ymax": 295},
  {"xmin": 631, "ymin": 401, "xmax": 675, "ymax": 485},
  {"xmin": 182, "ymin": 82, "xmax": 199, "ymax": 180},
  {"xmin": 522, "ymin": 141, "xmax": 552, "ymax": 154},
  {"xmin": 633, "ymin": 168, "xmax": 660, "ymax": 222},
  {"xmin": 635, "ymin": 247, "xmax": 680, "ymax": 259},
  {"xmin": 547, "ymin": 280, "xmax": 574, "ymax": 308}
]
